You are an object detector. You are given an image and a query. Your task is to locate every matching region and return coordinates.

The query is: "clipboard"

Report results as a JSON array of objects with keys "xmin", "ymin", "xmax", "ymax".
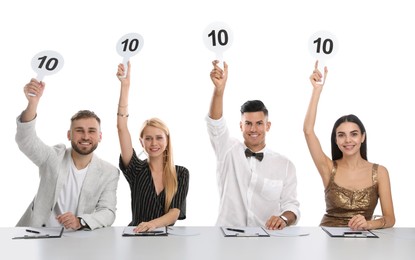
[
  {"xmin": 12, "ymin": 227, "xmax": 64, "ymax": 239},
  {"xmin": 321, "ymin": 226, "xmax": 378, "ymax": 238},
  {"xmin": 122, "ymin": 226, "xmax": 168, "ymax": 236},
  {"xmin": 221, "ymin": 227, "xmax": 270, "ymax": 237}
]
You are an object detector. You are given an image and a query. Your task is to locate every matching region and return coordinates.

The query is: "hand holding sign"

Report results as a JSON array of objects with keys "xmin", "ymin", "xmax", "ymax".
[
  {"xmin": 203, "ymin": 22, "xmax": 233, "ymax": 62},
  {"xmin": 310, "ymin": 60, "xmax": 328, "ymax": 89},
  {"xmin": 308, "ymin": 30, "xmax": 338, "ymax": 78},
  {"xmin": 116, "ymin": 33, "xmax": 144, "ymax": 77},
  {"xmin": 30, "ymin": 50, "xmax": 64, "ymax": 96}
]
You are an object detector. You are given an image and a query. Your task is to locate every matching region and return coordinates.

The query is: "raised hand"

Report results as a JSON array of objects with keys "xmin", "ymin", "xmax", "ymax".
[
  {"xmin": 210, "ymin": 60, "xmax": 228, "ymax": 92},
  {"xmin": 24, "ymin": 79, "xmax": 45, "ymax": 101},
  {"xmin": 117, "ymin": 61, "xmax": 131, "ymax": 87},
  {"xmin": 309, "ymin": 60, "xmax": 328, "ymax": 89}
]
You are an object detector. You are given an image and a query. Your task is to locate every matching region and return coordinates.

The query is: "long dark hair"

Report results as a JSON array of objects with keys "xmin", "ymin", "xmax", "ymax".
[{"xmin": 331, "ymin": 114, "xmax": 367, "ymax": 161}]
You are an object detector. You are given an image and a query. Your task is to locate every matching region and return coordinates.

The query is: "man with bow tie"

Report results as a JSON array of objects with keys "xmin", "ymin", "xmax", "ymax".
[{"xmin": 206, "ymin": 60, "xmax": 300, "ymax": 230}]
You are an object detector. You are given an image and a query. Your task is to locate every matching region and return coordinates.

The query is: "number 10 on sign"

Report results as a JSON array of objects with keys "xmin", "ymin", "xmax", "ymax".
[
  {"xmin": 203, "ymin": 22, "xmax": 233, "ymax": 62},
  {"xmin": 308, "ymin": 30, "xmax": 338, "ymax": 62},
  {"xmin": 116, "ymin": 33, "xmax": 144, "ymax": 77}
]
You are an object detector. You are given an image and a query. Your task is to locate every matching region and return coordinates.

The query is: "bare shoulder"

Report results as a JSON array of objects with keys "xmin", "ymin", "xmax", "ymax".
[
  {"xmin": 373, "ymin": 163, "xmax": 391, "ymax": 182},
  {"xmin": 375, "ymin": 164, "xmax": 388, "ymax": 174}
]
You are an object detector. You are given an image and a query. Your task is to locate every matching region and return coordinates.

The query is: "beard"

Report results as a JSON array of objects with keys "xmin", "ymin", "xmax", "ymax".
[{"xmin": 71, "ymin": 140, "xmax": 98, "ymax": 155}]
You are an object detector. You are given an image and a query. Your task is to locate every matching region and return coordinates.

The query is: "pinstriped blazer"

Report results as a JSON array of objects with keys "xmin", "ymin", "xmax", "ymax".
[{"xmin": 15, "ymin": 115, "xmax": 120, "ymax": 230}]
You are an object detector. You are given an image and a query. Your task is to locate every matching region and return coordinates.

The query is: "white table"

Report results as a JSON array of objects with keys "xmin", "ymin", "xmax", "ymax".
[{"xmin": 1, "ymin": 226, "xmax": 414, "ymax": 260}]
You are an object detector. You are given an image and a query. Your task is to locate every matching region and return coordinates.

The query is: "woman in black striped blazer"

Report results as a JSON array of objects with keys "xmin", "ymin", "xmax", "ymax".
[{"xmin": 116, "ymin": 62, "xmax": 189, "ymax": 232}]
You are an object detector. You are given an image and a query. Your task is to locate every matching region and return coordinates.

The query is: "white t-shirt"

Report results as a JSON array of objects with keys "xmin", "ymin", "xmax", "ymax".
[{"xmin": 47, "ymin": 159, "xmax": 88, "ymax": 227}]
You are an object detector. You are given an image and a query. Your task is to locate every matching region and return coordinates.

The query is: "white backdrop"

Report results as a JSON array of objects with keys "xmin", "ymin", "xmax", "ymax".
[{"xmin": 1, "ymin": 0, "xmax": 413, "ymax": 227}]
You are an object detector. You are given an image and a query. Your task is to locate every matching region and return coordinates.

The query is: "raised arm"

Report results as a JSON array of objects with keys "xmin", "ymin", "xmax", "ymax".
[
  {"xmin": 21, "ymin": 79, "xmax": 45, "ymax": 122},
  {"xmin": 303, "ymin": 61, "xmax": 332, "ymax": 187},
  {"xmin": 116, "ymin": 62, "xmax": 134, "ymax": 167},
  {"xmin": 16, "ymin": 79, "xmax": 52, "ymax": 166},
  {"xmin": 208, "ymin": 60, "xmax": 228, "ymax": 120}
]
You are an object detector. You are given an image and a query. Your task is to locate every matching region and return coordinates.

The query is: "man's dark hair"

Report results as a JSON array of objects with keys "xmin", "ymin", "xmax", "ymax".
[{"xmin": 240, "ymin": 100, "xmax": 268, "ymax": 116}]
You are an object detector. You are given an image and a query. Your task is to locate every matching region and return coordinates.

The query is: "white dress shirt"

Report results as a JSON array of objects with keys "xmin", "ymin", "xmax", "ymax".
[{"xmin": 206, "ymin": 115, "xmax": 300, "ymax": 227}]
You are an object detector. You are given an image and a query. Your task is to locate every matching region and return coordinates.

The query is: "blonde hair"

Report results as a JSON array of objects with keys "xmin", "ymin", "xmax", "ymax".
[{"xmin": 140, "ymin": 118, "xmax": 178, "ymax": 213}]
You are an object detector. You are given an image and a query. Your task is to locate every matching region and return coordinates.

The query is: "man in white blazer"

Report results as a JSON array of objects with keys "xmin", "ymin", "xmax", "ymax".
[{"xmin": 15, "ymin": 78, "xmax": 120, "ymax": 231}]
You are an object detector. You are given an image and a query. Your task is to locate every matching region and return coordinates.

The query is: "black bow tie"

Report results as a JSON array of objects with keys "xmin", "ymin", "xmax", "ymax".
[{"xmin": 245, "ymin": 148, "xmax": 264, "ymax": 161}]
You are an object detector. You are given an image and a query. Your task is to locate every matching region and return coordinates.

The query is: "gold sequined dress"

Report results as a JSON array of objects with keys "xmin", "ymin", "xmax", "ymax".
[{"xmin": 320, "ymin": 161, "xmax": 379, "ymax": 227}]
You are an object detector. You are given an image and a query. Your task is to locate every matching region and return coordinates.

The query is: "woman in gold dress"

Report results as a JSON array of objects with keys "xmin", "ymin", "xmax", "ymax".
[{"xmin": 303, "ymin": 61, "xmax": 395, "ymax": 230}]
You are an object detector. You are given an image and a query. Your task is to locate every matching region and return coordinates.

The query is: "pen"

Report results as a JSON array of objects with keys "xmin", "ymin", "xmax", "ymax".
[
  {"xmin": 343, "ymin": 231, "xmax": 362, "ymax": 235},
  {"xmin": 226, "ymin": 228, "xmax": 245, "ymax": 233},
  {"xmin": 137, "ymin": 230, "xmax": 165, "ymax": 233},
  {"xmin": 136, "ymin": 231, "xmax": 166, "ymax": 236},
  {"xmin": 344, "ymin": 231, "xmax": 367, "ymax": 237},
  {"xmin": 136, "ymin": 230, "xmax": 166, "ymax": 235},
  {"xmin": 25, "ymin": 229, "xmax": 40, "ymax": 234}
]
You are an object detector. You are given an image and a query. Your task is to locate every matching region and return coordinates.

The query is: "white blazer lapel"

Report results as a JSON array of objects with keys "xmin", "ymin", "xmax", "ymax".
[
  {"xmin": 77, "ymin": 155, "xmax": 101, "ymax": 213},
  {"xmin": 52, "ymin": 150, "xmax": 72, "ymax": 213}
]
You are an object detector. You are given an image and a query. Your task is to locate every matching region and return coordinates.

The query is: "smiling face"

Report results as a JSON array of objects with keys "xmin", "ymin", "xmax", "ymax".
[
  {"xmin": 240, "ymin": 111, "xmax": 271, "ymax": 152},
  {"xmin": 68, "ymin": 118, "xmax": 101, "ymax": 156},
  {"xmin": 140, "ymin": 125, "xmax": 168, "ymax": 158},
  {"xmin": 335, "ymin": 122, "xmax": 366, "ymax": 157}
]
